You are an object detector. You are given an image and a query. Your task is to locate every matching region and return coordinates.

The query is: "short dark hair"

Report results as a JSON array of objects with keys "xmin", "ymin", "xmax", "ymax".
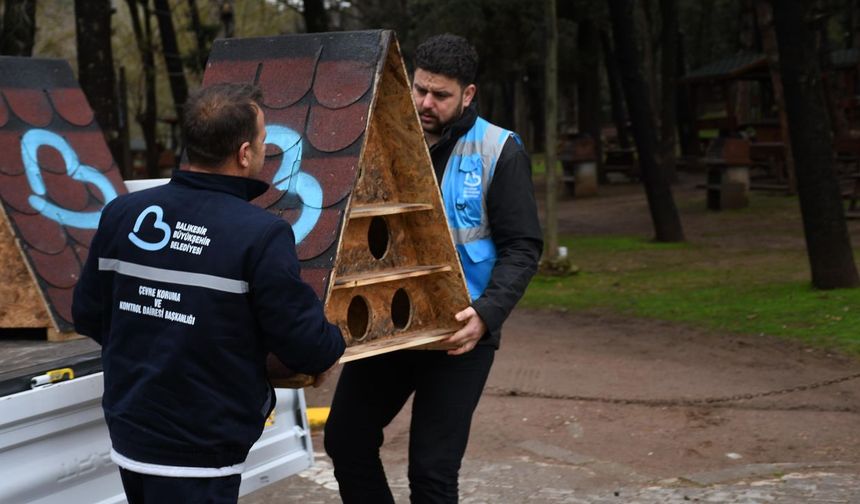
[
  {"xmin": 183, "ymin": 83, "xmax": 263, "ymax": 168},
  {"xmin": 414, "ymin": 34, "xmax": 478, "ymax": 86}
]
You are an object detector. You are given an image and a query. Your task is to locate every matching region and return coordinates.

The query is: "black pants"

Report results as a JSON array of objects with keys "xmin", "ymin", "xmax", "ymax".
[
  {"xmin": 324, "ymin": 346, "xmax": 495, "ymax": 504},
  {"xmin": 119, "ymin": 468, "xmax": 242, "ymax": 504}
]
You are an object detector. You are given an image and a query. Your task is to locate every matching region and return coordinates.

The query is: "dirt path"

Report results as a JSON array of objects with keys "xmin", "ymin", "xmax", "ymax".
[
  {"xmin": 244, "ymin": 308, "xmax": 860, "ymax": 502},
  {"xmin": 245, "ymin": 177, "xmax": 860, "ymax": 502}
]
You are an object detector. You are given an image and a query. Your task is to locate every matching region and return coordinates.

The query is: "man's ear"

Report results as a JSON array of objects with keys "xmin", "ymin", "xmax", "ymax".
[
  {"xmin": 462, "ymin": 84, "xmax": 477, "ymax": 108},
  {"xmin": 237, "ymin": 141, "xmax": 252, "ymax": 169}
]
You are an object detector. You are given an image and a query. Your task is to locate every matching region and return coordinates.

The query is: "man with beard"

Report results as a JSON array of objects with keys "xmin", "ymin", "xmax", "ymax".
[{"xmin": 325, "ymin": 34, "xmax": 543, "ymax": 503}]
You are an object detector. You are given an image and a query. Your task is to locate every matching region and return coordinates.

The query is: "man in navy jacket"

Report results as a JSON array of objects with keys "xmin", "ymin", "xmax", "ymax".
[{"xmin": 73, "ymin": 83, "xmax": 344, "ymax": 503}]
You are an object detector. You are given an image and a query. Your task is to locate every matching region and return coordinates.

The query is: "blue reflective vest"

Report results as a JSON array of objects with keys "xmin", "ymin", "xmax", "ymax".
[{"xmin": 441, "ymin": 116, "xmax": 518, "ymax": 299}]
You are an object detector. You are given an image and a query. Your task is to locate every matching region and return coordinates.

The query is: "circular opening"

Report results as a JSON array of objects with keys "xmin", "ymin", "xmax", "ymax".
[
  {"xmin": 347, "ymin": 296, "xmax": 370, "ymax": 342},
  {"xmin": 390, "ymin": 288, "xmax": 412, "ymax": 330},
  {"xmin": 367, "ymin": 216, "xmax": 390, "ymax": 260}
]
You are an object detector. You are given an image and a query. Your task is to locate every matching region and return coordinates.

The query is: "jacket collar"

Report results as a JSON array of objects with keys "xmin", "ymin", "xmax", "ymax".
[{"xmin": 169, "ymin": 169, "xmax": 270, "ymax": 201}]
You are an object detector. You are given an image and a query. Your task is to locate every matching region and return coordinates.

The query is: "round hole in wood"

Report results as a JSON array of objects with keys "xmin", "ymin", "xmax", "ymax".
[
  {"xmin": 368, "ymin": 216, "xmax": 389, "ymax": 260},
  {"xmin": 391, "ymin": 288, "xmax": 411, "ymax": 330},
  {"xmin": 347, "ymin": 296, "xmax": 370, "ymax": 342}
]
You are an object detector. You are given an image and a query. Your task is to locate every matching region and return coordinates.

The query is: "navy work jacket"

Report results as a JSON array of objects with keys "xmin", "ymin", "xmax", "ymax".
[{"xmin": 73, "ymin": 170, "xmax": 344, "ymax": 470}]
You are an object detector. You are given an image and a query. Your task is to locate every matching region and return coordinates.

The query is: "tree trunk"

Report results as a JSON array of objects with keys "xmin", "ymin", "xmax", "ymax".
[
  {"xmin": 659, "ymin": 0, "xmax": 678, "ymax": 181},
  {"xmin": 691, "ymin": 0, "xmax": 716, "ymax": 69},
  {"xmin": 220, "ymin": 1, "xmax": 235, "ymax": 38},
  {"xmin": 756, "ymin": 1, "xmax": 797, "ymax": 192},
  {"xmin": 1, "ymin": 0, "xmax": 36, "ymax": 56},
  {"xmin": 600, "ymin": 29, "xmax": 631, "ymax": 150},
  {"xmin": 75, "ymin": 0, "xmax": 123, "ymax": 171},
  {"xmin": 514, "ymin": 71, "xmax": 531, "ymax": 151},
  {"xmin": 816, "ymin": 10, "xmax": 849, "ymax": 138},
  {"xmin": 609, "ymin": 0, "xmax": 685, "ymax": 242},
  {"xmin": 771, "ymin": 0, "xmax": 859, "ymax": 289},
  {"xmin": 126, "ymin": 0, "xmax": 159, "ymax": 178},
  {"xmin": 117, "ymin": 67, "xmax": 133, "ymax": 180},
  {"xmin": 154, "ymin": 0, "xmax": 189, "ymax": 130},
  {"xmin": 187, "ymin": 0, "xmax": 208, "ymax": 73},
  {"xmin": 675, "ymin": 30, "xmax": 699, "ymax": 157},
  {"xmin": 303, "ymin": 0, "xmax": 329, "ymax": 33},
  {"xmin": 577, "ymin": 18, "xmax": 603, "ymax": 182},
  {"xmin": 544, "ymin": 0, "xmax": 559, "ymax": 260},
  {"xmin": 636, "ymin": 0, "xmax": 660, "ymax": 122}
]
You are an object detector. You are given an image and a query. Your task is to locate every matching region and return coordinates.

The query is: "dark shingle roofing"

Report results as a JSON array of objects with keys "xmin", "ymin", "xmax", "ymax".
[
  {"xmin": 203, "ymin": 31, "xmax": 391, "ymax": 299},
  {"xmin": 0, "ymin": 57, "xmax": 127, "ymax": 331},
  {"xmin": 682, "ymin": 52, "xmax": 768, "ymax": 84}
]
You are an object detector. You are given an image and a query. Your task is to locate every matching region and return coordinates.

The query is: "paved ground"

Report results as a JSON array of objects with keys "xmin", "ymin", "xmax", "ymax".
[{"xmin": 242, "ymin": 309, "xmax": 860, "ymax": 503}]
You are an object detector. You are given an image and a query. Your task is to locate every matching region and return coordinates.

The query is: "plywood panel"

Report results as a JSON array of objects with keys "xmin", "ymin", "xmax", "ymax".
[{"xmin": 0, "ymin": 211, "xmax": 51, "ymax": 328}]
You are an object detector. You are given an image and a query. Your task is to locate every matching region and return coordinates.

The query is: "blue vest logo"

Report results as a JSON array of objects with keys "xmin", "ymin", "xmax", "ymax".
[
  {"xmin": 464, "ymin": 172, "xmax": 481, "ymax": 188},
  {"xmin": 128, "ymin": 205, "xmax": 171, "ymax": 251}
]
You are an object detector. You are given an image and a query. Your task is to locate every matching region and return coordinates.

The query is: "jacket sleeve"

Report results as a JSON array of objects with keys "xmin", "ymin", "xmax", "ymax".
[
  {"xmin": 72, "ymin": 211, "xmax": 107, "ymax": 345},
  {"xmin": 250, "ymin": 220, "xmax": 345, "ymax": 375},
  {"xmin": 471, "ymin": 138, "xmax": 543, "ymax": 338}
]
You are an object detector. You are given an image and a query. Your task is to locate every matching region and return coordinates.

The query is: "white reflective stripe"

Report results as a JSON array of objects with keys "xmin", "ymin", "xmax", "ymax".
[
  {"xmin": 111, "ymin": 448, "xmax": 245, "ymax": 478},
  {"xmin": 98, "ymin": 258, "xmax": 249, "ymax": 294},
  {"xmin": 452, "ymin": 226, "xmax": 490, "ymax": 245}
]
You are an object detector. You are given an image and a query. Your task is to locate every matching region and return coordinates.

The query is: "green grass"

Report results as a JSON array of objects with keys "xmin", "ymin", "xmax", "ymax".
[
  {"xmin": 523, "ymin": 234, "xmax": 860, "ymax": 355},
  {"xmin": 529, "ymin": 153, "xmax": 561, "ymax": 176}
]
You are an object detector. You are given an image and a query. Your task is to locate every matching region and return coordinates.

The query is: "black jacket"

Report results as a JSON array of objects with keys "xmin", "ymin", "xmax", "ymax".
[
  {"xmin": 72, "ymin": 170, "xmax": 344, "ymax": 469},
  {"xmin": 429, "ymin": 105, "xmax": 543, "ymax": 348}
]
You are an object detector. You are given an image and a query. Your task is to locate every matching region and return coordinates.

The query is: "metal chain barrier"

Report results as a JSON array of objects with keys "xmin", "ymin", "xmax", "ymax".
[{"xmin": 484, "ymin": 372, "xmax": 860, "ymax": 408}]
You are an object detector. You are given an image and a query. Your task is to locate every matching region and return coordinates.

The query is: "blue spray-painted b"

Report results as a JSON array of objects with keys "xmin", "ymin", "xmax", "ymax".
[
  {"xmin": 21, "ymin": 129, "xmax": 118, "ymax": 229},
  {"xmin": 265, "ymin": 124, "xmax": 323, "ymax": 244}
]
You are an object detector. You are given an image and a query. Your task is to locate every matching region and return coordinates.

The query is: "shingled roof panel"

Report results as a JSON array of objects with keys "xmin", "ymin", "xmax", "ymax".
[
  {"xmin": 28, "ymin": 246, "xmax": 80, "ymax": 289},
  {"xmin": 201, "ymin": 59, "xmax": 259, "ymax": 87},
  {"xmin": 204, "ymin": 30, "xmax": 388, "ymax": 300},
  {"xmin": 62, "ymin": 130, "xmax": 117, "ymax": 174},
  {"xmin": 0, "ymin": 173, "xmax": 36, "ymax": 214},
  {"xmin": 46, "ymin": 286, "xmax": 74, "ymax": 324},
  {"xmin": 72, "ymin": 242, "xmax": 89, "ymax": 265},
  {"xmin": 42, "ymin": 168, "xmax": 90, "ymax": 211},
  {"xmin": 0, "ymin": 131, "xmax": 24, "ymax": 175},
  {"xmin": 0, "ymin": 94, "xmax": 8, "ymax": 127},
  {"xmin": 8, "ymin": 210, "xmax": 67, "ymax": 254},
  {"xmin": 32, "ymin": 142, "xmax": 68, "ymax": 174},
  {"xmin": 307, "ymin": 101, "xmax": 369, "ymax": 152},
  {"xmin": 66, "ymin": 227, "xmax": 95, "ymax": 249},
  {"xmin": 300, "ymin": 156, "xmax": 357, "ymax": 207},
  {"xmin": 313, "ymin": 59, "xmax": 375, "ymax": 109},
  {"xmin": 0, "ymin": 57, "xmax": 127, "ymax": 332},
  {"xmin": 48, "ymin": 88, "xmax": 95, "ymax": 126},
  {"xmin": 4, "ymin": 88, "xmax": 53, "ymax": 127},
  {"xmin": 290, "ymin": 207, "xmax": 343, "ymax": 261},
  {"xmin": 259, "ymin": 58, "xmax": 317, "ymax": 108},
  {"xmin": 301, "ymin": 268, "xmax": 330, "ymax": 300},
  {"xmin": 261, "ymin": 103, "xmax": 309, "ymax": 135}
]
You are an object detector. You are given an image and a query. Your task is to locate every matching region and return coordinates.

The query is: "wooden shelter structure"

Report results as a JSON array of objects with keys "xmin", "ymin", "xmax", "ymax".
[
  {"xmin": 683, "ymin": 46, "xmax": 860, "ymax": 194},
  {"xmin": 202, "ymin": 31, "xmax": 471, "ymax": 364},
  {"xmin": 0, "ymin": 57, "xmax": 128, "ymax": 340}
]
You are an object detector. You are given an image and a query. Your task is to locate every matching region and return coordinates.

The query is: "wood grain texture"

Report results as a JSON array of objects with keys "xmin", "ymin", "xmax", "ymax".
[
  {"xmin": 321, "ymin": 35, "xmax": 470, "ymax": 362},
  {"xmin": 332, "ymin": 264, "xmax": 452, "ymax": 289},
  {"xmin": 340, "ymin": 328, "xmax": 454, "ymax": 362},
  {"xmin": 348, "ymin": 202, "xmax": 433, "ymax": 218},
  {"xmin": 0, "ymin": 208, "xmax": 52, "ymax": 328}
]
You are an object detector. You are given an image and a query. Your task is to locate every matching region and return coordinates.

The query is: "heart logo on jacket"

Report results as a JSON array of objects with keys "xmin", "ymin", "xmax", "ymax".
[{"xmin": 128, "ymin": 205, "xmax": 171, "ymax": 251}]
